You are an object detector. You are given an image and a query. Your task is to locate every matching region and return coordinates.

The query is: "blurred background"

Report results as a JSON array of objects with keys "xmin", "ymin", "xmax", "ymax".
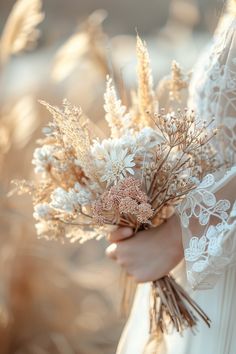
[{"xmin": 0, "ymin": 0, "xmax": 227, "ymax": 353}]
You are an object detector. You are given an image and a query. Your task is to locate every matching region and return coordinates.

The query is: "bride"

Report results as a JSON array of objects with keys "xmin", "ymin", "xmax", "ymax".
[{"xmin": 106, "ymin": 1, "xmax": 236, "ymax": 353}]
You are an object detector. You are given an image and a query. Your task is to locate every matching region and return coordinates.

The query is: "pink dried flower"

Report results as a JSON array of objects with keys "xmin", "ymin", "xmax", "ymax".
[
  {"xmin": 131, "ymin": 188, "xmax": 148, "ymax": 203},
  {"xmin": 100, "ymin": 191, "xmax": 114, "ymax": 210},
  {"xmin": 108, "ymin": 185, "xmax": 123, "ymax": 206},
  {"xmin": 119, "ymin": 176, "xmax": 141, "ymax": 189},
  {"xmin": 119, "ymin": 197, "xmax": 138, "ymax": 215},
  {"xmin": 137, "ymin": 202, "xmax": 154, "ymax": 223},
  {"xmin": 119, "ymin": 177, "xmax": 148, "ymax": 203},
  {"xmin": 107, "ymin": 177, "xmax": 148, "ymax": 207},
  {"xmin": 92, "ymin": 200, "xmax": 105, "ymax": 224},
  {"xmin": 91, "ymin": 176, "xmax": 151, "ymax": 224}
]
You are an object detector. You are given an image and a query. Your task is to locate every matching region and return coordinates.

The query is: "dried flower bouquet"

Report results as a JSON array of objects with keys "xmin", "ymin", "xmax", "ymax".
[{"xmin": 15, "ymin": 36, "xmax": 218, "ymax": 337}]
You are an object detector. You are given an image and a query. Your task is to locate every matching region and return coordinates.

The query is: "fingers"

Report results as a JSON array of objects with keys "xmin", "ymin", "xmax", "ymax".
[
  {"xmin": 106, "ymin": 242, "xmax": 137, "ymax": 280},
  {"xmin": 108, "ymin": 227, "xmax": 133, "ymax": 243},
  {"xmin": 105, "ymin": 243, "xmax": 117, "ymax": 260}
]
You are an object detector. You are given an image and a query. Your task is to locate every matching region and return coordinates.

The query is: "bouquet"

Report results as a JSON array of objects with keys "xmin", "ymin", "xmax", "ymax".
[{"xmin": 15, "ymin": 37, "xmax": 218, "ymax": 337}]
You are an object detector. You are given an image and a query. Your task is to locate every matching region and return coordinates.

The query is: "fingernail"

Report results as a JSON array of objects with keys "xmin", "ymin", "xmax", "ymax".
[
  {"xmin": 121, "ymin": 228, "xmax": 133, "ymax": 237},
  {"xmin": 105, "ymin": 243, "xmax": 117, "ymax": 259},
  {"xmin": 106, "ymin": 243, "xmax": 116, "ymax": 254}
]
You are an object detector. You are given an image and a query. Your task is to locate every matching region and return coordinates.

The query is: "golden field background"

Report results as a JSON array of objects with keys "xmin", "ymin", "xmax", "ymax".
[{"xmin": 0, "ymin": 0, "xmax": 225, "ymax": 353}]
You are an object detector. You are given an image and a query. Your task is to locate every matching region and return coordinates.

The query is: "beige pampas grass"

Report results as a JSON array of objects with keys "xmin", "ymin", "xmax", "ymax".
[
  {"xmin": 51, "ymin": 9, "xmax": 108, "ymax": 82},
  {"xmin": 52, "ymin": 32, "xmax": 90, "ymax": 82},
  {"xmin": 0, "ymin": 232, "xmax": 121, "ymax": 354},
  {"xmin": 136, "ymin": 35, "xmax": 155, "ymax": 118},
  {"xmin": 104, "ymin": 76, "xmax": 130, "ymax": 139},
  {"xmin": 156, "ymin": 60, "xmax": 190, "ymax": 110},
  {"xmin": 1, "ymin": 96, "xmax": 38, "ymax": 149},
  {"xmin": 0, "ymin": 0, "xmax": 44, "ymax": 65},
  {"xmin": 0, "ymin": 96, "xmax": 38, "ymax": 172}
]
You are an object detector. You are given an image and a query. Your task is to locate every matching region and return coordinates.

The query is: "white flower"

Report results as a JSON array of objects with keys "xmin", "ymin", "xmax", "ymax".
[
  {"xmin": 50, "ymin": 187, "xmax": 79, "ymax": 213},
  {"xmin": 50, "ymin": 184, "xmax": 92, "ymax": 213},
  {"xmin": 74, "ymin": 182, "xmax": 92, "ymax": 205},
  {"xmin": 91, "ymin": 139, "xmax": 111, "ymax": 160},
  {"xmin": 135, "ymin": 127, "xmax": 162, "ymax": 151},
  {"xmin": 100, "ymin": 147, "xmax": 135, "ymax": 185},
  {"xmin": 91, "ymin": 138, "xmax": 136, "ymax": 185},
  {"xmin": 42, "ymin": 124, "xmax": 55, "ymax": 137},
  {"xmin": 90, "ymin": 126, "xmax": 163, "ymax": 186},
  {"xmin": 32, "ymin": 145, "xmax": 57, "ymax": 173},
  {"xmin": 33, "ymin": 203, "xmax": 53, "ymax": 220}
]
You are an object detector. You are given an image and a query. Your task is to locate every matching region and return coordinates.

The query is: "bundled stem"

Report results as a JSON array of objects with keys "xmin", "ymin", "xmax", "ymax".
[{"xmin": 150, "ymin": 275, "xmax": 211, "ymax": 335}]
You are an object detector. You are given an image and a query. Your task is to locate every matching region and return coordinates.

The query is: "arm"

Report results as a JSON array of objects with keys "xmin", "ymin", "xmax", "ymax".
[{"xmin": 178, "ymin": 15, "xmax": 236, "ymax": 289}]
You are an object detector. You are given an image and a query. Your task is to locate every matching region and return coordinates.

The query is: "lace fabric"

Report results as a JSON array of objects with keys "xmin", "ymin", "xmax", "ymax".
[{"xmin": 178, "ymin": 13, "xmax": 236, "ymax": 289}]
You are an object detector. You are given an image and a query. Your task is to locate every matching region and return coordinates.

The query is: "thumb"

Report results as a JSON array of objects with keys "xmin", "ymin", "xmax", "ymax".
[{"xmin": 108, "ymin": 227, "xmax": 133, "ymax": 243}]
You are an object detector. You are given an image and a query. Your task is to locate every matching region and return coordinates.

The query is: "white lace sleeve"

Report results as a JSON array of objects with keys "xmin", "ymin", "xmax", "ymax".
[{"xmin": 177, "ymin": 14, "xmax": 236, "ymax": 290}]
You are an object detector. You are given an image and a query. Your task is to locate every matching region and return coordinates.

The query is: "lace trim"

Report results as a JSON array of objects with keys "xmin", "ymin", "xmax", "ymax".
[
  {"xmin": 177, "ymin": 167, "xmax": 236, "ymax": 288},
  {"xmin": 183, "ymin": 14, "xmax": 236, "ymax": 289}
]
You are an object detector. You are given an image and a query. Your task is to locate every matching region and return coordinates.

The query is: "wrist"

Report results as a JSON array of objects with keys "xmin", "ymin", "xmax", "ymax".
[{"xmin": 168, "ymin": 213, "xmax": 184, "ymax": 259}]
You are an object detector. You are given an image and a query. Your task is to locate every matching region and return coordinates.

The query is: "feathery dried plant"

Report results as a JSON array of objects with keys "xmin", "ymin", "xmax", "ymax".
[
  {"xmin": 51, "ymin": 9, "xmax": 110, "ymax": 82},
  {"xmin": 0, "ymin": 96, "xmax": 38, "ymax": 178},
  {"xmin": 0, "ymin": 231, "xmax": 121, "ymax": 354},
  {"xmin": 157, "ymin": 60, "xmax": 190, "ymax": 110},
  {"xmin": 0, "ymin": 0, "xmax": 44, "ymax": 66},
  {"xmin": 0, "ymin": 5, "xmax": 126, "ymax": 353}
]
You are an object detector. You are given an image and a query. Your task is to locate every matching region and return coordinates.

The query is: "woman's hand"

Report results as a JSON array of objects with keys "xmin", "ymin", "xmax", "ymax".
[{"xmin": 106, "ymin": 214, "xmax": 184, "ymax": 283}]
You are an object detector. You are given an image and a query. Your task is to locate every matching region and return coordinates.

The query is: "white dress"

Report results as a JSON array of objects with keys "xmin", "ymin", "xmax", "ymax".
[{"xmin": 117, "ymin": 12, "xmax": 236, "ymax": 354}]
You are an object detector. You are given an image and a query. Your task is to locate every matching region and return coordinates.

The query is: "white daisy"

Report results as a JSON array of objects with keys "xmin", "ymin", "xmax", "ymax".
[{"xmin": 100, "ymin": 147, "xmax": 135, "ymax": 185}]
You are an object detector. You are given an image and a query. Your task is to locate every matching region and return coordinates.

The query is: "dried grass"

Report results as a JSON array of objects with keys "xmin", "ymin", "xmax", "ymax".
[
  {"xmin": 0, "ymin": 0, "xmax": 44, "ymax": 65},
  {"xmin": 0, "ymin": 4, "xmax": 124, "ymax": 353}
]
